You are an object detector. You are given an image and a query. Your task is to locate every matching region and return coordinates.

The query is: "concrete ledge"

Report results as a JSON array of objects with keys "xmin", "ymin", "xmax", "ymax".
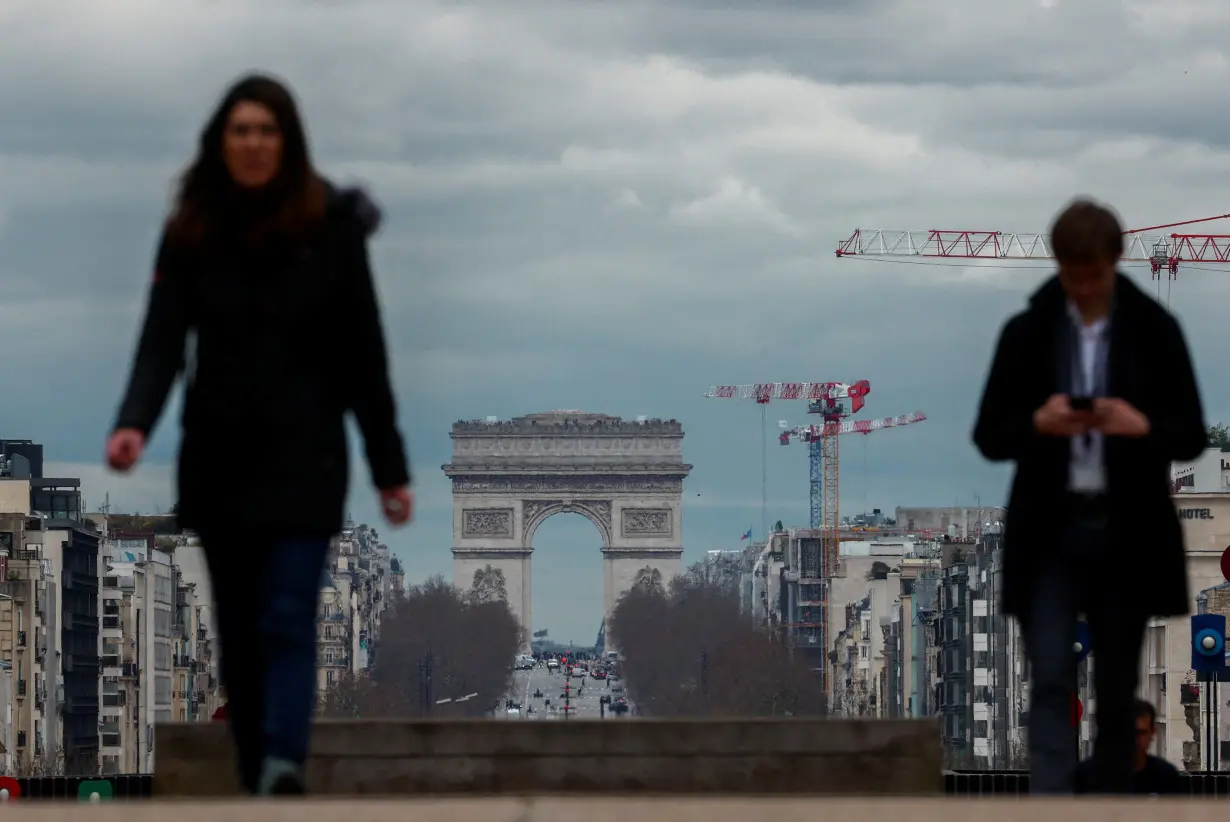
[
  {"xmin": 13, "ymin": 799, "xmax": 1229, "ymax": 821},
  {"xmin": 155, "ymin": 718, "xmax": 942, "ymax": 796}
]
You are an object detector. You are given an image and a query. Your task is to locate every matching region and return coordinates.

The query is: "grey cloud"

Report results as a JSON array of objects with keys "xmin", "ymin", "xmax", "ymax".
[{"xmin": 5, "ymin": 1, "xmax": 1230, "ymax": 633}]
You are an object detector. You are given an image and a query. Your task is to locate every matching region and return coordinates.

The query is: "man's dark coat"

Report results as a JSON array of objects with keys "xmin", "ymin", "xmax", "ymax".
[{"xmin": 973, "ymin": 273, "xmax": 1207, "ymax": 618}]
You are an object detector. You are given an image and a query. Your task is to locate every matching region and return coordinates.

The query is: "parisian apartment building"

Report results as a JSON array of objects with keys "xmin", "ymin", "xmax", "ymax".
[
  {"xmin": 0, "ymin": 438, "xmax": 401, "ymax": 776},
  {"xmin": 744, "ymin": 488, "xmax": 1230, "ymax": 772}
]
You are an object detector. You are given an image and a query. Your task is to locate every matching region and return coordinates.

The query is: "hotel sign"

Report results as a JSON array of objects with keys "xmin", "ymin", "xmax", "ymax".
[{"xmin": 1179, "ymin": 508, "xmax": 1215, "ymax": 520}]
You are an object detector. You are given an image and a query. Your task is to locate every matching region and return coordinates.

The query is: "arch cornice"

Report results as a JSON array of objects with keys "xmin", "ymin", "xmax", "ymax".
[{"xmin": 522, "ymin": 499, "xmax": 613, "ymax": 547}]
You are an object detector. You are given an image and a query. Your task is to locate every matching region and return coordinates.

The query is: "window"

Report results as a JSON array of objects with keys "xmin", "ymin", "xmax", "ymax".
[
  {"xmin": 155, "ymin": 644, "xmax": 171, "ymax": 671},
  {"xmin": 155, "ymin": 676, "xmax": 172, "ymax": 704},
  {"xmin": 154, "ymin": 608, "xmax": 171, "ymax": 637},
  {"xmin": 154, "ymin": 574, "xmax": 173, "ymax": 604}
]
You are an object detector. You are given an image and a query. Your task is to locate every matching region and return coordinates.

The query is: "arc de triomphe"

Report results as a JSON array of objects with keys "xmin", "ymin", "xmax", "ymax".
[{"xmin": 443, "ymin": 411, "xmax": 691, "ymax": 641}]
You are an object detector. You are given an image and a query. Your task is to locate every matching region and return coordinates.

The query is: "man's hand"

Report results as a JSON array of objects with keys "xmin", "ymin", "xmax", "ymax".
[
  {"xmin": 380, "ymin": 486, "xmax": 414, "ymax": 526},
  {"xmin": 1093, "ymin": 398, "xmax": 1151, "ymax": 438},
  {"xmin": 1033, "ymin": 394, "xmax": 1095, "ymax": 438}
]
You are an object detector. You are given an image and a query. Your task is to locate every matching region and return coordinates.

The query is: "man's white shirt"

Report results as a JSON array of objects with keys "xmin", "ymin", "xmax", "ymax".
[{"xmin": 1067, "ymin": 301, "xmax": 1108, "ymax": 493}]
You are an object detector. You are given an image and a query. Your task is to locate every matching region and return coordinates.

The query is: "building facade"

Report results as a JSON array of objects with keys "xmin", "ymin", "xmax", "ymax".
[
  {"xmin": 316, "ymin": 522, "xmax": 396, "ymax": 698},
  {"xmin": 0, "ymin": 444, "xmax": 100, "ymax": 774}
]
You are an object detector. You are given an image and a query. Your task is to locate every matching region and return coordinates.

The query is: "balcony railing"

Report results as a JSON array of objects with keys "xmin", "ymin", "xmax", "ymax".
[
  {"xmin": 103, "ymin": 615, "xmax": 121, "ymax": 630},
  {"xmin": 103, "ymin": 692, "xmax": 126, "ymax": 707}
]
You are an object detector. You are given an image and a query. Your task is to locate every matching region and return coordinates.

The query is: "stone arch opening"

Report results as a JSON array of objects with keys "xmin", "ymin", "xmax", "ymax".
[
  {"xmin": 443, "ymin": 411, "xmax": 692, "ymax": 649},
  {"xmin": 527, "ymin": 510, "xmax": 607, "ymax": 645},
  {"xmin": 523, "ymin": 500, "xmax": 613, "ymax": 547}
]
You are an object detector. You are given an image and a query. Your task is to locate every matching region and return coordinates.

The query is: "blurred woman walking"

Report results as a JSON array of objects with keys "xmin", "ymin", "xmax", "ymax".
[{"xmin": 106, "ymin": 73, "xmax": 413, "ymax": 795}]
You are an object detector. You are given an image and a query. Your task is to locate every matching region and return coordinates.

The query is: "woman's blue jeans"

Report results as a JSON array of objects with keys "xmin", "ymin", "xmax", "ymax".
[{"xmin": 203, "ymin": 534, "xmax": 331, "ymax": 794}]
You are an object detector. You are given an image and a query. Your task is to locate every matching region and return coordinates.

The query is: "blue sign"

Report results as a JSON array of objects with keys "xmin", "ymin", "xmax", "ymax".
[{"xmin": 1075, "ymin": 620, "xmax": 1092, "ymax": 664}]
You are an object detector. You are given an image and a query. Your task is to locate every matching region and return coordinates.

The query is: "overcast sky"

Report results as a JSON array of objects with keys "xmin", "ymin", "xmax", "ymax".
[{"xmin": 6, "ymin": 0, "xmax": 1230, "ymax": 643}]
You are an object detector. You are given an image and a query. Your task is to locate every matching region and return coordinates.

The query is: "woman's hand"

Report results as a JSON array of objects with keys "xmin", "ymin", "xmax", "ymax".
[
  {"xmin": 106, "ymin": 428, "xmax": 146, "ymax": 472},
  {"xmin": 380, "ymin": 485, "xmax": 413, "ymax": 526}
]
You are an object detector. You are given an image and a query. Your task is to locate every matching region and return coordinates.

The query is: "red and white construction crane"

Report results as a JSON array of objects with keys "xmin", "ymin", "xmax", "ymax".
[
  {"xmin": 704, "ymin": 380, "xmax": 871, "ymax": 541},
  {"xmin": 777, "ymin": 410, "xmax": 928, "ymax": 592},
  {"xmin": 779, "ymin": 411, "xmax": 928, "ymax": 444},
  {"xmin": 705, "ymin": 381, "xmax": 925, "ymax": 690},
  {"xmin": 706, "ymin": 381, "xmax": 869, "ymax": 689},
  {"xmin": 835, "ymin": 213, "xmax": 1230, "ymax": 305}
]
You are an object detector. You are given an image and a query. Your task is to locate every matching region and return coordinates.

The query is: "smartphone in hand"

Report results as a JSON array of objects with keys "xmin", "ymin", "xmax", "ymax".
[{"xmin": 1070, "ymin": 396, "xmax": 1093, "ymax": 412}]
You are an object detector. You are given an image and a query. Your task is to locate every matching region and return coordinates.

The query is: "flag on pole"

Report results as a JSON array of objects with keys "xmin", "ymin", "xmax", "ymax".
[{"xmin": 740, "ymin": 527, "xmax": 752, "ymax": 541}]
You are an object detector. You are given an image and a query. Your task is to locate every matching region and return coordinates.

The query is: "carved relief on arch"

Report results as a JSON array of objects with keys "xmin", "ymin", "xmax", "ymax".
[
  {"xmin": 621, "ymin": 507, "xmax": 673, "ymax": 537},
  {"xmin": 522, "ymin": 499, "xmax": 613, "ymax": 546},
  {"xmin": 461, "ymin": 508, "xmax": 514, "ymax": 538}
]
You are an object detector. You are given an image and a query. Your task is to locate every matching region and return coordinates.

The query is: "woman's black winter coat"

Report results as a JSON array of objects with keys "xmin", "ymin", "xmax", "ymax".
[{"xmin": 113, "ymin": 184, "xmax": 410, "ymax": 538}]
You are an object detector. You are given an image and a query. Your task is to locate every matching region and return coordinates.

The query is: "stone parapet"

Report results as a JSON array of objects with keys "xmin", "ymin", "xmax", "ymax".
[{"xmin": 154, "ymin": 718, "xmax": 941, "ymax": 796}]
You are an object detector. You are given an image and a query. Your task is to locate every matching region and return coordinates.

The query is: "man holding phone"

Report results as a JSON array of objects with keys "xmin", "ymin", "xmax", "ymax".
[{"xmin": 974, "ymin": 198, "xmax": 1206, "ymax": 794}]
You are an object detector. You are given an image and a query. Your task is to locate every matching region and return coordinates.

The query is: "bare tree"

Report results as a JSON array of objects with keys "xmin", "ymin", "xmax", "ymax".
[
  {"xmin": 469, "ymin": 564, "xmax": 508, "ymax": 604},
  {"xmin": 15, "ymin": 745, "xmax": 68, "ymax": 777},
  {"xmin": 679, "ymin": 552, "xmax": 743, "ymax": 598},
  {"xmin": 865, "ymin": 560, "xmax": 891, "ymax": 581},
  {"xmin": 610, "ymin": 558, "xmax": 825, "ymax": 717},
  {"xmin": 631, "ymin": 566, "xmax": 664, "ymax": 594},
  {"xmin": 322, "ymin": 575, "xmax": 522, "ymax": 718},
  {"xmin": 1208, "ymin": 422, "xmax": 1230, "ymax": 447}
]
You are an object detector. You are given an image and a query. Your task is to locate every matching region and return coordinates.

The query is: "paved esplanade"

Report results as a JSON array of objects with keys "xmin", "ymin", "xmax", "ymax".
[
  {"xmin": 502, "ymin": 665, "xmax": 630, "ymax": 720},
  {"xmin": 443, "ymin": 411, "xmax": 692, "ymax": 644}
]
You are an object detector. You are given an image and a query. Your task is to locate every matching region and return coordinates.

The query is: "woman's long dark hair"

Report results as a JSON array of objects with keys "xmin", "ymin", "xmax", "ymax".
[{"xmin": 167, "ymin": 73, "xmax": 326, "ymax": 247}]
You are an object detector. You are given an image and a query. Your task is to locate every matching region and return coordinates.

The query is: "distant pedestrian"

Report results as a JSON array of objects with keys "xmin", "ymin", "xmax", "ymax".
[
  {"xmin": 106, "ymin": 73, "xmax": 413, "ymax": 796},
  {"xmin": 1075, "ymin": 700, "xmax": 1184, "ymax": 795},
  {"xmin": 973, "ymin": 197, "xmax": 1206, "ymax": 793}
]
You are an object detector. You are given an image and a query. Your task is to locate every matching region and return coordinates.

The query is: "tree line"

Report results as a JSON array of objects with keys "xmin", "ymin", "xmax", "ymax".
[
  {"xmin": 322, "ymin": 567, "xmax": 523, "ymax": 718},
  {"xmin": 609, "ymin": 558, "xmax": 827, "ymax": 717},
  {"xmin": 323, "ymin": 556, "xmax": 825, "ymax": 719}
]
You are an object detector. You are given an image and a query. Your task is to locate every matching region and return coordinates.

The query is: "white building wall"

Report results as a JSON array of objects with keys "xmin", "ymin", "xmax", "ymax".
[
  {"xmin": 1137, "ymin": 493, "xmax": 1230, "ymax": 770},
  {"xmin": 1172, "ymin": 448, "xmax": 1230, "ymax": 493}
]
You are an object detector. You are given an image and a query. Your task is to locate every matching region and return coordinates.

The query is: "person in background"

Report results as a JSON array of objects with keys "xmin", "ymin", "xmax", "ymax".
[
  {"xmin": 1075, "ymin": 700, "xmax": 1184, "ymax": 795},
  {"xmin": 972, "ymin": 198, "xmax": 1206, "ymax": 793},
  {"xmin": 105, "ymin": 73, "xmax": 412, "ymax": 796}
]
